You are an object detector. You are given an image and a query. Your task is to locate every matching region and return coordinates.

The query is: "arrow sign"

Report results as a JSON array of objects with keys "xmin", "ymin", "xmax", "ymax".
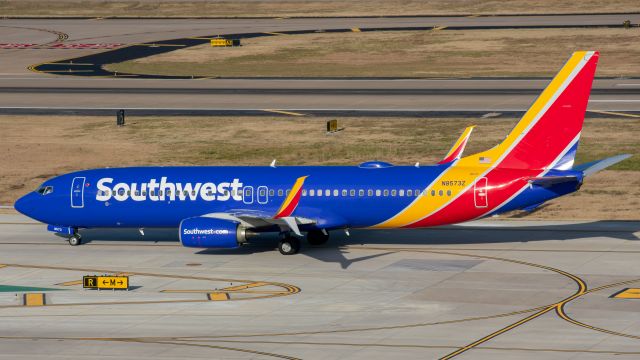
[{"xmin": 82, "ymin": 276, "xmax": 129, "ymax": 290}]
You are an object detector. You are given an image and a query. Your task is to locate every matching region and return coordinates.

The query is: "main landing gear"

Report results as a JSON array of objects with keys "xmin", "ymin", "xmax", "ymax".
[
  {"xmin": 68, "ymin": 232, "xmax": 82, "ymax": 246},
  {"xmin": 278, "ymin": 234, "xmax": 300, "ymax": 255},
  {"xmin": 278, "ymin": 230, "xmax": 331, "ymax": 255}
]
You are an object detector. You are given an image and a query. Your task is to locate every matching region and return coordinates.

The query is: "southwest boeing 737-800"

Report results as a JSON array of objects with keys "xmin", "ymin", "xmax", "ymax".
[{"xmin": 14, "ymin": 51, "xmax": 630, "ymax": 254}]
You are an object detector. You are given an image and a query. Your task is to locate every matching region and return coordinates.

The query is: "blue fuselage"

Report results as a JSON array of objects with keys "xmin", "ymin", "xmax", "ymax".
[{"xmin": 15, "ymin": 165, "xmax": 581, "ymax": 231}]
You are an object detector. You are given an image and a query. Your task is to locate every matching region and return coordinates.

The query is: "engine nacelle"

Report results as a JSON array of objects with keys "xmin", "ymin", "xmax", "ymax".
[{"xmin": 179, "ymin": 217, "xmax": 249, "ymax": 248}]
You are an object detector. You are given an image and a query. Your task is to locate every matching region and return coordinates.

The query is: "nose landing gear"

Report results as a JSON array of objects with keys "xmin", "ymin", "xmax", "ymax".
[{"xmin": 68, "ymin": 233, "xmax": 82, "ymax": 246}]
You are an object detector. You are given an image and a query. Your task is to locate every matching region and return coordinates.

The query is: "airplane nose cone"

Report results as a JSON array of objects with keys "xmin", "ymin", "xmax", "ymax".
[{"xmin": 14, "ymin": 194, "xmax": 33, "ymax": 217}]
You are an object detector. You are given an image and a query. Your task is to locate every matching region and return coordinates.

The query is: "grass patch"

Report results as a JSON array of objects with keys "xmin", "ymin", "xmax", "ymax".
[{"xmin": 107, "ymin": 28, "xmax": 640, "ymax": 78}]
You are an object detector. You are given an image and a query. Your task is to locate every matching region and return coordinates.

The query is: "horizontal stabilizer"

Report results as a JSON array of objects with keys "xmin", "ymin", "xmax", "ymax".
[
  {"xmin": 528, "ymin": 175, "xmax": 578, "ymax": 188},
  {"xmin": 438, "ymin": 125, "xmax": 475, "ymax": 164},
  {"xmin": 573, "ymin": 154, "xmax": 631, "ymax": 176}
]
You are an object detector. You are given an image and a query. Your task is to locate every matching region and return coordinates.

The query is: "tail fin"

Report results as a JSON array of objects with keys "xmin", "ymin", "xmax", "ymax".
[{"xmin": 464, "ymin": 51, "xmax": 599, "ymax": 170}]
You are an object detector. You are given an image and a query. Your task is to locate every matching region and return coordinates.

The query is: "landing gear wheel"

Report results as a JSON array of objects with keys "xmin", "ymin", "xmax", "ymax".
[
  {"xmin": 307, "ymin": 230, "xmax": 329, "ymax": 246},
  {"xmin": 68, "ymin": 233, "xmax": 82, "ymax": 246},
  {"xmin": 278, "ymin": 236, "xmax": 300, "ymax": 255}
]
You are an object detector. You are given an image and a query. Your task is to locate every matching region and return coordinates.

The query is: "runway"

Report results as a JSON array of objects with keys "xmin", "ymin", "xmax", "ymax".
[
  {"xmin": 2, "ymin": 77, "xmax": 640, "ymax": 115},
  {"xmin": 1, "ymin": 214, "xmax": 639, "ymax": 359}
]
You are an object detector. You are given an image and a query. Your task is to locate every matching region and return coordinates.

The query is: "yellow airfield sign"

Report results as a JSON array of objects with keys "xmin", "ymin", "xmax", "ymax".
[{"xmin": 83, "ymin": 275, "xmax": 129, "ymax": 290}]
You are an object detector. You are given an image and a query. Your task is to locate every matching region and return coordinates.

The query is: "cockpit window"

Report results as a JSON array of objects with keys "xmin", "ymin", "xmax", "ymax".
[{"xmin": 36, "ymin": 186, "xmax": 54, "ymax": 195}]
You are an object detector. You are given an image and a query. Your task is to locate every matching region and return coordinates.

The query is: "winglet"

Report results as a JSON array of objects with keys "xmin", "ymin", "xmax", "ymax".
[
  {"xmin": 438, "ymin": 125, "xmax": 475, "ymax": 164},
  {"xmin": 274, "ymin": 176, "xmax": 308, "ymax": 219}
]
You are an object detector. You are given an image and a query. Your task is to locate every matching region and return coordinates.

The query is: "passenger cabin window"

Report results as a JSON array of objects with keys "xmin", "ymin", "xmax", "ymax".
[
  {"xmin": 407, "ymin": 189, "xmax": 412, "ymax": 196},
  {"xmin": 333, "ymin": 189, "xmax": 339, "ymax": 196},
  {"xmin": 375, "ymin": 190, "xmax": 381, "ymax": 196},
  {"xmin": 399, "ymin": 189, "xmax": 404, "ymax": 196},
  {"xmin": 391, "ymin": 190, "xmax": 397, "ymax": 196},
  {"xmin": 359, "ymin": 189, "xmax": 364, "ymax": 196},
  {"xmin": 447, "ymin": 190, "xmax": 452, "ymax": 196},
  {"xmin": 278, "ymin": 189, "xmax": 283, "ymax": 197},
  {"xmin": 383, "ymin": 189, "xmax": 389, "ymax": 196},
  {"xmin": 350, "ymin": 189, "xmax": 355, "ymax": 196},
  {"xmin": 325, "ymin": 189, "xmax": 330, "ymax": 196},
  {"xmin": 302, "ymin": 189, "xmax": 307, "ymax": 196},
  {"xmin": 310, "ymin": 189, "xmax": 315, "ymax": 196},
  {"xmin": 342, "ymin": 189, "xmax": 347, "ymax": 196},
  {"xmin": 269, "ymin": 189, "xmax": 274, "ymax": 196}
]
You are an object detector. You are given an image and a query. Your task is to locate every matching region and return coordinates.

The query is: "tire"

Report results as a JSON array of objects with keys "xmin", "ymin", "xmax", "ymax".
[
  {"xmin": 278, "ymin": 236, "xmax": 300, "ymax": 255},
  {"xmin": 68, "ymin": 234, "xmax": 82, "ymax": 246},
  {"xmin": 307, "ymin": 230, "xmax": 329, "ymax": 246}
]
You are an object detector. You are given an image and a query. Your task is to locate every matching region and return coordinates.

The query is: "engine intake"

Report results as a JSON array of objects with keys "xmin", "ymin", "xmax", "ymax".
[{"xmin": 179, "ymin": 217, "xmax": 251, "ymax": 248}]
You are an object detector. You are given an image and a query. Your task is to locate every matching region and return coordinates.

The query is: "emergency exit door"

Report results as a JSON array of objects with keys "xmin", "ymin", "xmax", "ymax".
[{"xmin": 474, "ymin": 177, "xmax": 488, "ymax": 208}]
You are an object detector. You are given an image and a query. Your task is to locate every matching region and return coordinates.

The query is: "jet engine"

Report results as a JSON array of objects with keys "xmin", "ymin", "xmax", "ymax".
[{"xmin": 179, "ymin": 217, "xmax": 251, "ymax": 248}]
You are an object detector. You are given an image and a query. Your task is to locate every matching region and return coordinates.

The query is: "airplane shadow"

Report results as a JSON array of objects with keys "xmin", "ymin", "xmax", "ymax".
[{"xmin": 76, "ymin": 221, "xmax": 640, "ymax": 269}]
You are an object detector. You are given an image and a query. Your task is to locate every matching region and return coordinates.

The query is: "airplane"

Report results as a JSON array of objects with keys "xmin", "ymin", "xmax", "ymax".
[{"xmin": 14, "ymin": 51, "xmax": 631, "ymax": 255}]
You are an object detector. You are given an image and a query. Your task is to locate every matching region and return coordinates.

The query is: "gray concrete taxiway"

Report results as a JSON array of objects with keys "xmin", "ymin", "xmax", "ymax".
[{"xmin": 1, "ymin": 214, "xmax": 639, "ymax": 359}]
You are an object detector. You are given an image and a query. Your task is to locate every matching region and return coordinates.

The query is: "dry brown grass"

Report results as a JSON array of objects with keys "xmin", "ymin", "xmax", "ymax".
[
  {"xmin": 106, "ymin": 28, "xmax": 640, "ymax": 78},
  {"xmin": 1, "ymin": 115, "xmax": 638, "ymax": 220},
  {"xmin": 2, "ymin": 0, "xmax": 639, "ymax": 18}
]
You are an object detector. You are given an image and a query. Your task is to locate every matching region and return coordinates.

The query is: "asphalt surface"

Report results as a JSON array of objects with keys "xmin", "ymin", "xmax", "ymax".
[
  {"xmin": 2, "ymin": 77, "xmax": 640, "ymax": 115},
  {"xmin": 1, "ymin": 214, "xmax": 639, "ymax": 359},
  {"xmin": 2, "ymin": 15, "xmax": 640, "ymax": 115}
]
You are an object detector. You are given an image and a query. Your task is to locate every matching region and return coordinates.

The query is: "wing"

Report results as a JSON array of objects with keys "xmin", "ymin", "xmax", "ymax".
[
  {"xmin": 203, "ymin": 175, "xmax": 313, "ymax": 236},
  {"xmin": 201, "ymin": 210, "xmax": 315, "ymax": 235}
]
